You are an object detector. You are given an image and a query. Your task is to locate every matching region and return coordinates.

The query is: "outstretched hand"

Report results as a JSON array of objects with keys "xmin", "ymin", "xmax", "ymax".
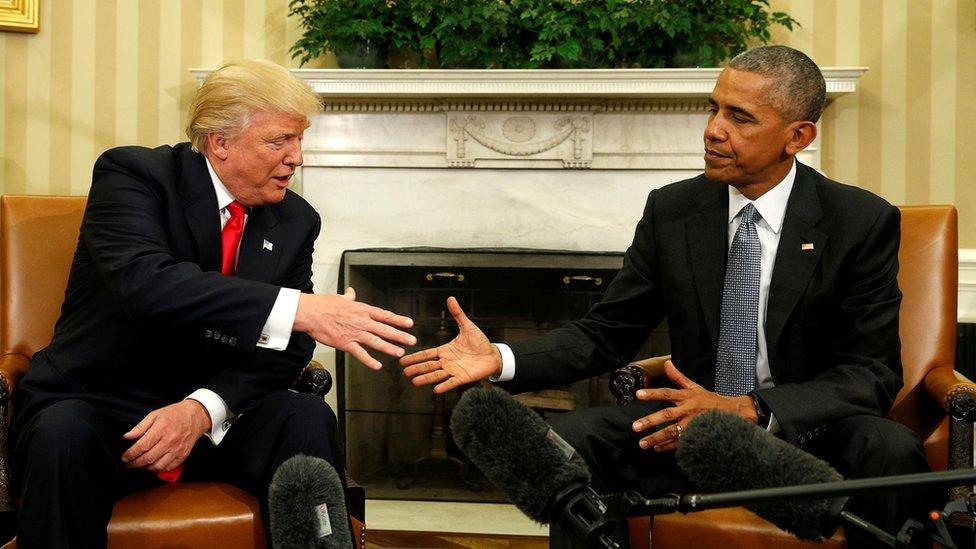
[
  {"xmin": 400, "ymin": 297, "xmax": 502, "ymax": 394},
  {"xmin": 631, "ymin": 360, "xmax": 757, "ymax": 453},
  {"xmin": 294, "ymin": 287, "xmax": 416, "ymax": 370}
]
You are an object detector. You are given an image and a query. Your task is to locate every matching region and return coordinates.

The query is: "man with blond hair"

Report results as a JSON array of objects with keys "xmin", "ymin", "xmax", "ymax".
[{"xmin": 11, "ymin": 59, "xmax": 415, "ymax": 547}]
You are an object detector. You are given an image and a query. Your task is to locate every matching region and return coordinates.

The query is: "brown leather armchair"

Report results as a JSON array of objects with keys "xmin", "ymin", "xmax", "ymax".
[
  {"xmin": 610, "ymin": 205, "xmax": 975, "ymax": 548},
  {"xmin": 0, "ymin": 195, "xmax": 365, "ymax": 548}
]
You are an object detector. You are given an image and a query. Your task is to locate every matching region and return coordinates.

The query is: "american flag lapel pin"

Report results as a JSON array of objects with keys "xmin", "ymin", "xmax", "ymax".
[
  {"xmin": 801, "ymin": 243, "xmax": 815, "ymax": 251},
  {"xmin": 263, "ymin": 239, "xmax": 274, "ymax": 251}
]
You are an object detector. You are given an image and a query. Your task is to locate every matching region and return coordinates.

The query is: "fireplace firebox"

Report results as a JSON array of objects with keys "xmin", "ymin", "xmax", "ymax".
[{"xmin": 337, "ymin": 248, "xmax": 670, "ymax": 503}]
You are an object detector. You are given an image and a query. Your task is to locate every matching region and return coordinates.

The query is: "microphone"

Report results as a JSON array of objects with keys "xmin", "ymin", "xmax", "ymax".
[
  {"xmin": 450, "ymin": 387, "xmax": 622, "ymax": 547},
  {"xmin": 675, "ymin": 409, "xmax": 846, "ymax": 541},
  {"xmin": 268, "ymin": 454, "xmax": 352, "ymax": 549}
]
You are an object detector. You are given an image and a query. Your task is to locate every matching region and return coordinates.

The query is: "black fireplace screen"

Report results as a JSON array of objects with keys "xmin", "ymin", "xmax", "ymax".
[{"xmin": 336, "ymin": 248, "xmax": 668, "ymax": 503}]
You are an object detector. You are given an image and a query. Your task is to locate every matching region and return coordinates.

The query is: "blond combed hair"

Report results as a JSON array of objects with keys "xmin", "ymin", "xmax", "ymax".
[{"xmin": 185, "ymin": 59, "xmax": 322, "ymax": 153}]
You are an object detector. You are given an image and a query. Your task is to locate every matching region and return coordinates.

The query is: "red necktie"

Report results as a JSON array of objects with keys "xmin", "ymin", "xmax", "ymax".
[
  {"xmin": 158, "ymin": 467, "xmax": 181, "ymax": 483},
  {"xmin": 159, "ymin": 201, "xmax": 246, "ymax": 485},
  {"xmin": 221, "ymin": 201, "xmax": 247, "ymax": 275}
]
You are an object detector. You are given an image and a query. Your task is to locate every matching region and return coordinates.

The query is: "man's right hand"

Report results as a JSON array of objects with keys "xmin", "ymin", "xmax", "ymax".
[
  {"xmin": 293, "ymin": 287, "xmax": 416, "ymax": 369},
  {"xmin": 400, "ymin": 296, "xmax": 502, "ymax": 394},
  {"xmin": 122, "ymin": 399, "xmax": 211, "ymax": 473}
]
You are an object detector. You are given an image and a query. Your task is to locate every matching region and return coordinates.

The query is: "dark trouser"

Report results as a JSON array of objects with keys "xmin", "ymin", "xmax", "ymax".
[
  {"xmin": 547, "ymin": 400, "xmax": 935, "ymax": 549},
  {"xmin": 12, "ymin": 390, "xmax": 341, "ymax": 549}
]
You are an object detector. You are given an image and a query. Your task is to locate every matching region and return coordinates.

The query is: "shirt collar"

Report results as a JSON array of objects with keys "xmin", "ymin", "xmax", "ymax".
[
  {"xmin": 204, "ymin": 157, "xmax": 236, "ymax": 212},
  {"xmin": 727, "ymin": 159, "xmax": 796, "ymax": 234}
]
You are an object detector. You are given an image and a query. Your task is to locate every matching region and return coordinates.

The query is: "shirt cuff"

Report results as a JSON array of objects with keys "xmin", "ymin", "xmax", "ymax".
[
  {"xmin": 186, "ymin": 389, "xmax": 234, "ymax": 445},
  {"xmin": 766, "ymin": 413, "xmax": 781, "ymax": 435},
  {"xmin": 258, "ymin": 288, "xmax": 300, "ymax": 350},
  {"xmin": 490, "ymin": 343, "xmax": 516, "ymax": 382}
]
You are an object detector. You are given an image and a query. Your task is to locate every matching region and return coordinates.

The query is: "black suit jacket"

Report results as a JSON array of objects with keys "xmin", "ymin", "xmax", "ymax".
[
  {"xmin": 503, "ymin": 162, "xmax": 903, "ymax": 447},
  {"xmin": 14, "ymin": 143, "xmax": 321, "ymax": 431}
]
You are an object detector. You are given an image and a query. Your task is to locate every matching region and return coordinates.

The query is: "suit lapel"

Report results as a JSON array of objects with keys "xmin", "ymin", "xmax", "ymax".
[
  {"xmin": 236, "ymin": 205, "xmax": 282, "ymax": 282},
  {"xmin": 686, "ymin": 182, "xmax": 728, "ymax": 350},
  {"xmin": 765, "ymin": 164, "xmax": 827, "ymax": 351},
  {"xmin": 179, "ymin": 149, "xmax": 222, "ymax": 272}
]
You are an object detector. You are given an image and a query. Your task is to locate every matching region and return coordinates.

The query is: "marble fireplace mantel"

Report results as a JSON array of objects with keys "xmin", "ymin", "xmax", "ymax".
[
  {"xmin": 192, "ymin": 67, "xmax": 867, "ymax": 98},
  {"xmin": 192, "ymin": 67, "xmax": 865, "ymax": 173},
  {"xmin": 196, "ymin": 68, "xmax": 867, "ymax": 180}
]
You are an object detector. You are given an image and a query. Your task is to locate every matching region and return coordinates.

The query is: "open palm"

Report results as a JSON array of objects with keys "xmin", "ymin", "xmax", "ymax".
[{"xmin": 400, "ymin": 297, "xmax": 502, "ymax": 394}]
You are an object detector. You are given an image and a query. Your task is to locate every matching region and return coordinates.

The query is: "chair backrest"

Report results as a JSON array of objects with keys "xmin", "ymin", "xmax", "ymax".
[
  {"xmin": 888, "ymin": 205, "xmax": 958, "ymax": 465},
  {"xmin": 897, "ymin": 206, "xmax": 958, "ymax": 388},
  {"xmin": 1, "ymin": 195, "xmax": 87, "ymax": 358},
  {"xmin": 894, "ymin": 206, "xmax": 959, "ymax": 394}
]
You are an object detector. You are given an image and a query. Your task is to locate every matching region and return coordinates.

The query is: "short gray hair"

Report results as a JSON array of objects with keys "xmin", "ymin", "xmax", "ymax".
[{"xmin": 728, "ymin": 45, "xmax": 826, "ymax": 124}]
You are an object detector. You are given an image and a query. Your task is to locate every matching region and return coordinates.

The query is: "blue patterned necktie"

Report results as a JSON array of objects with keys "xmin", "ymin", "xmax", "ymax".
[{"xmin": 714, "ymin": 203, "xmax": 761, "ymax": 396}]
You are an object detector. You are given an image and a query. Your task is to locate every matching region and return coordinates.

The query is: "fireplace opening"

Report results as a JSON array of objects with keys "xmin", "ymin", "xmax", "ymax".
[{"xmin": 337, "ymin": 248, "xmax": 670, "ymax": 503}]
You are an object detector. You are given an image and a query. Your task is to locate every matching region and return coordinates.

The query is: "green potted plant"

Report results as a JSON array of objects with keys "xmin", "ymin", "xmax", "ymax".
[
  {"xmin": 288, "ymin": 0, "xmax": 797, "ymax": 69},
  {"xmin": 636, "ymin": 0, "xmax": 798, "ymax": 67},
  {"xmin": 289, "ymin": 0, "xmax": 391, "ymax": 67},
  {"xmin": 428, "ymin": 0, "xmax": 514, "ymax": 68}
]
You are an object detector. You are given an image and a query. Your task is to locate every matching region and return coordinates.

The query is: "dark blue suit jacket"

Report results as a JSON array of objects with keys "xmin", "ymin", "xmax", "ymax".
[{"xmin": 14, "ymin": 143, "xmax": 320, "ymax": 431}]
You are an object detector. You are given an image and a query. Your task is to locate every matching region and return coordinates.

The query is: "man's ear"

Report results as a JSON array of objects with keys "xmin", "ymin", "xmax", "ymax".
[
  {"xmin": 206, "ymin": 132, "xmax": 230, "ymax": 161},
  {"xmin": 785, "ymin": 121, "xmax": 818, "ymax": 156}
]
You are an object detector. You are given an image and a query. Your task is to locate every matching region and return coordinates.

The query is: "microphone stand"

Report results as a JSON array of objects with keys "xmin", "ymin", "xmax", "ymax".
[{"xmin": 602, "ymin": 468, "xmax": 976, "ymax": 548}]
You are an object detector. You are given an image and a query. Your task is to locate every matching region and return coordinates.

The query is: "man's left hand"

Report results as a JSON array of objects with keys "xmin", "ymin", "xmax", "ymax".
[
  {"xmin": 122, "ymin": 399, "xmax": 212, "ymax": 472},
  {"xmin": 632, "ymin": 360, "xmax": 756, "ymax": 453}
]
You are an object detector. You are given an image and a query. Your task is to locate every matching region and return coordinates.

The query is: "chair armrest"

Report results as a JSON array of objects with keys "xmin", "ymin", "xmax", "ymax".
[
  {"xmin": 0, "ymin": 353, "xmax": 30, "ymax": 407},
  {"xmin": 0, "ymin": 353, "xmax": 29, "ymax": 513},
  {"xmin": 346, "ymin": 475, "xmax": 366, "ymax": 547},
  {"xmin": 923, "ymin": 366, "xmax": 976, "ymax": 418},
  {"xmin": 609, "ymin": 355, "xmax": 671, "ymax": 404},
  {"xmin": 922, "ymin": 366, "xmax": 976, "ymax": 468},
  {"xmin": 921, "ymin": 365, "xmax": 976, "ymax": 519},
  {"xmin": 346, "ymin": 475, "xmax": 365, "ymax": 523},
  {"xmin": 350, "ymin": 515, "xmax": 366, "ymax": 549},
  {"xmin": 293, "ymin": 360, "xmax": 333, "ymax": 397},
  {"xmin": 921, "ymin": 366, "xmax": 976, "ymax": 514}
]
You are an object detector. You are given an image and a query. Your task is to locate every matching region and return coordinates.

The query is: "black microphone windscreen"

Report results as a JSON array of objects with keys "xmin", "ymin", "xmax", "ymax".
[
  {"xmin": 676, "ymin": 410, "xmax": 844, "ymax": 541},
  {"xmin": 450, "ymin": 387, "xmax": 592, "ymax": 523},
  {"xmin": 269, "ymin": 454, "xmax": 352, "ymax": 549}
]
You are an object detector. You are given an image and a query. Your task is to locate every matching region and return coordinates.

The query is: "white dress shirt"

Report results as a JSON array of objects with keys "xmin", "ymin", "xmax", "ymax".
[
  {"xmin": 492, "ymin": 161, "xmax": 798, "ymax": 432},
  {"xmin": 185, "ymin": 159, "xmax": 302, "ymax": 444}
]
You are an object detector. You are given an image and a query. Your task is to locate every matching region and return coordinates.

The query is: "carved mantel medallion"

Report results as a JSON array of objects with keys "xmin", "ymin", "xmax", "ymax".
[{"xmin": 448, "ymin": 114, "xmax": 593, "ymax": 168}]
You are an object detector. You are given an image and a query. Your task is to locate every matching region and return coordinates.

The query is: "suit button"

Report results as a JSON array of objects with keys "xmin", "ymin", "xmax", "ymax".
[
  {"xmin": 205, "ymin": 330, "xmax": 212, "ymax": 338},
  {"xmin": 220, "ymin": 335, "xmax": 229, "ymax": 344},
  {"xmin": 229, "ymin": 337, "xmax": 237, "ymax": 346},
  {"xmin": 213, "ymin": 331, "xmax": 222, "ymax": 340}
]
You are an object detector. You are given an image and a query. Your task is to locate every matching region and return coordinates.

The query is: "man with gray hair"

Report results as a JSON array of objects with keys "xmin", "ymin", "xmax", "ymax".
[
  {"xmin": 11, "ymin": 59, "xmax": 415, "ymax": 547},
  {"xmin": 402, "ymin": 45, "xmax": 931, "ymax": 546}
]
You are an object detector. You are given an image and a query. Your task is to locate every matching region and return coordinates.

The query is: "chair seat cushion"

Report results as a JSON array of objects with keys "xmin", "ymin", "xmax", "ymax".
[
  {"xmin": 634, "ymin": 507, "xmax": 846, "ymax": 548},
  {"xmin": 109, "ymin": 483, "xmax": 265, "ymax": 548}
]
